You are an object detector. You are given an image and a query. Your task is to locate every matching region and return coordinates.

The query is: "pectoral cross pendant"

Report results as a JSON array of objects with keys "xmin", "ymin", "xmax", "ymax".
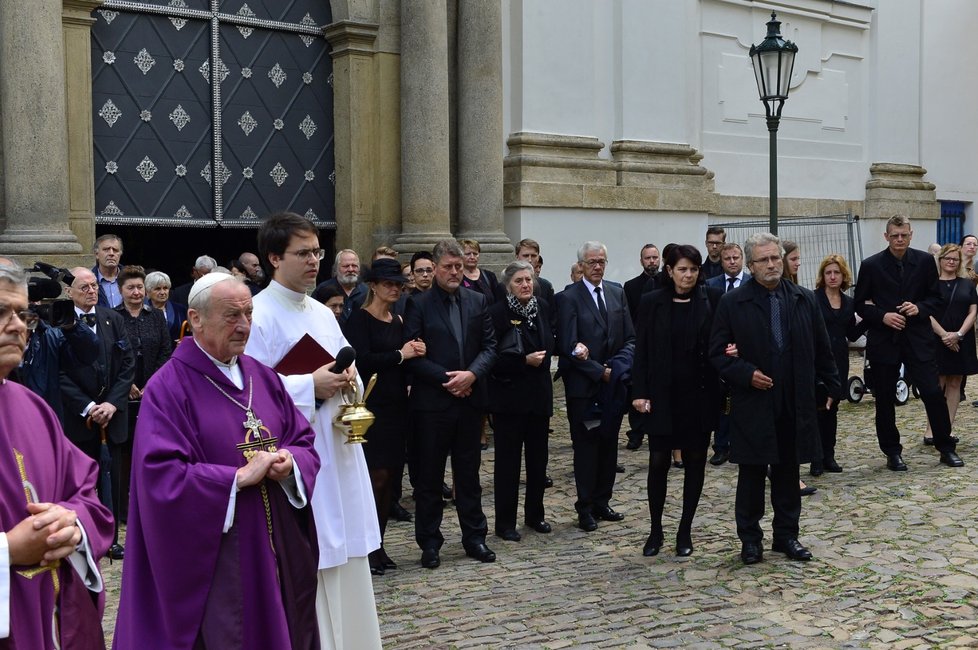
[{"xmin": 236, "ymin": 410, "xmax": 279, "ymax": 460}]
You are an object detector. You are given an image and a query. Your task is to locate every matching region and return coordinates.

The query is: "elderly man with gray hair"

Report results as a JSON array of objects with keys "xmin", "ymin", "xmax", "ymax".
[
  {"xmin": 311, "ymin": 249, "xmax": 368, "ymax": 325},
  {"xmin": 170, "ymin": 254, "xmax": 218, "ymax": 307},
  {"xmin": 709, "ymin": 232, "xmax": 839, "ymax": 565}
]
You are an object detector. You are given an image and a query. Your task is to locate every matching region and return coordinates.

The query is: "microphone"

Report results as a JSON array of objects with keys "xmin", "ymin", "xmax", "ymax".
[{"xmin": 330, "ymin": 346, "xmax": 356, "ymax": 374}]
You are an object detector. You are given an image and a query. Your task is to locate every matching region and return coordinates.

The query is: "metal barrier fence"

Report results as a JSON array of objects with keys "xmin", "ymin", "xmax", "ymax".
[{"xmin": 709, "ymin": 213, "xmax": 863, "ymax": 289}]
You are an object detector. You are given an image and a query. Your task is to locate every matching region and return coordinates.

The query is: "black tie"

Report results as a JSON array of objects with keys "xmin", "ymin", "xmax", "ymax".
[
  {"xmin": 727, "ymin": 277, "xmax": 736, "ymax": 293},
  {"xmin": 769, "ymin": 292, "xmax": 784, "ymax": 350},
  {"xmin": 448, "ymin": 293, "xmax": 464, "ymax": 361},
  {"xmin": 595, "ymin": 286, "xmax": 608, "ymax": 322},
  {"xmin": 80, "ymin": 313, "xmax": 97, "ymax": 328}
]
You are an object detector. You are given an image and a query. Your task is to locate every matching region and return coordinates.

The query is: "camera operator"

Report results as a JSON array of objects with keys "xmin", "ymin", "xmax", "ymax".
[{"xmin": 2, "ymin": 258, "xmax": 99, "ymax": 420}]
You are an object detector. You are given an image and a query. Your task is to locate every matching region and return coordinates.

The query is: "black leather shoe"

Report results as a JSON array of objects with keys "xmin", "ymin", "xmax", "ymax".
[
  {"xmin": 824, "ymin": 458, "xmax": 843, "ymax": 473},
  {"xmin": 390, "ymin": 502, "xmax": 412, "ymax": 522},
  {"xmin": 741, "ymin": 543, "xmax": 763, "ymax": 565},
  {"xmin": 594, "ymin": 505, "xmax": 625, "ymax": 522},
  {"xmin": 886, "ymin": 454, "xmax": 908, "ymax": 471},
  {"xmin": 923, "ymin": 436, "xmax": 935, "ymax": 446},
  {"xmin": 772, "ymin": 538, "xmax": 813, "ymax": 561},
  {"xmin": 709, "ymin": 450, "xmax": 729, "ymax": 466},
  {"xmin": 625, "ymin": 431, "xmax": 642, "ymax": 451},
  {"xmin": 380, "ymin": 549, "xmax": 398, "ymax": 570},
  {"xmin": 421, "ymin": 548, "xmax": 440, "ymax": 569},
  {"xmin": 496, "ymin": 528, "xmax": 521, "ymax": 542},
  {"xmin": 676, "ymin": 533, "xmax": 693, "ymax": 557},
  {"xmin": 672, "ymin": 460, "xmax": 684, "ymax": 469},
  {"xmin": 809, "ymin": 462, "xmax": 824, "ymax": 477},
  {"xmin": 799, "ymin": 485, "xmax": 817, "ymax": 497},
  {"xmin": 108, "ymin": 543, "xmax": 125, "ymax": 561},
  {"xmin": 525, "ymin": 519, "xmax": 552, "ymax": 534},
  {"xmin": 464, "ymin": 542, "xmax": 496, "ymax": 563},
  {"xmin": 643, "ymin": 533, "xmax": 663, "ymax": 557},
  {"xmin": 616, "ymin": 463, "xmax": 626, "ymax": 473},
  {"xmin": 940, "ymin": 451, "xmax": 965, "ymax": 467},
  {"xmin": 578, "ymin": 512, "xmax": 598, "ymax": 532},
  {"xmin": 544, "ymin": 475, "xmax": 553, "ymax": 488}
]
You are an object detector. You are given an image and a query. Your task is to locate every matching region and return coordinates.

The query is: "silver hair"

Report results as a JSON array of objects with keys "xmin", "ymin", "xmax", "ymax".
[
  {"xmin": 501, "ymin": 260, "xmax": 536, "ymax": 292},
  {"xmin": 332, "ymin": 249, "xmax": 358, "ymax": 274},
  {"xmin": 577, "ymin": 241, "xmax": 608, "ymax": 263},
  {"xmin": 743, "ymin": 232, "xmax": 783, "ymax": 265},
  {"xmin": 195, "ymin": 255, "xmax": 217, "ymax": 271},
  {"xmin": 144, "ymin": 271, "xmax": 171, "ymax": 291},
  {"xmin": 432, "ymin": 239, "xmax": 464, "ymax": 264},
  {"xmin": 0, "ymin": 259, "xmax": 28, "ymax": 290},
  {"xmin": 188, "ymin": 276, "xmax": 243, "ymax": 314}
]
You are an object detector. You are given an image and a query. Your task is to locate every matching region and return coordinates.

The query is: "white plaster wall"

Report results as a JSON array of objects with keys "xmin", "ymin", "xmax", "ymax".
[
  {"xmin": 504, "ymin": 207, "xmax": 709, "ymax": 286},
  {"xmin": 920, "ymin": 0, "xmax": 978, "ymax": 228}
]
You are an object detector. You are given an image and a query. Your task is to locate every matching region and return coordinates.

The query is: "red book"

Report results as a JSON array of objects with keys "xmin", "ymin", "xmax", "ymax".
[{"xmin": 274, "ymin": 333, "xmax": 335, "ymax": 375}]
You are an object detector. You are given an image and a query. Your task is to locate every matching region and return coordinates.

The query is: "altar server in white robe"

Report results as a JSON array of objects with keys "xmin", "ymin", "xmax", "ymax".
[{"xmin": 246, "ymin": 212, "xmax": 382, "ymax": 650}]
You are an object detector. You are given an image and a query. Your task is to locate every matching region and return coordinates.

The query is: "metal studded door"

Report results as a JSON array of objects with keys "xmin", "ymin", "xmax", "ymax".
[{"xmin": 91, "ymin": 0, "xmax": 335, "ymax": 229}]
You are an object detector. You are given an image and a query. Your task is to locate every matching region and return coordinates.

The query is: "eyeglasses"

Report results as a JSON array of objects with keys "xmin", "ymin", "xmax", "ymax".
[
  {"xmin": 73, "ymin": 283, "xmax": 99, "ymax": 293},
  {"xmin": 583, "ymin": 259, "xmax": 607, "ymax": 268},
  {"xmin": 285, "ymin": 248, "xmax": 325, "ymax": 261},
  {"xmin": 706, "ymin": 240, "xmax": 724, "ymax": 247},
  {"xmin": 0, "ymin": 303, "xmax": 39, "ymax": 331},
  {"xmin": 751, "ymin": 256, "xmax": 783, "ymax": 265},
  {"xmin": 887, "ymin": 233, "xmax": 910, "ymax": 240},
  {"xmin": 942, "ymin": 257, "xmax": 961, "ymax": 263},
  {"xmin": 413, "ymin": 268, "xmax": 434, "ymax": 275}
]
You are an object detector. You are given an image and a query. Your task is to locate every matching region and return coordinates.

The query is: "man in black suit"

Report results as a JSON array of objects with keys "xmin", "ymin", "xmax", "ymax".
[
  {"xmin": 622, "ymin": 243, "xmax": 659, "ymax": 451},
  {"xmin": 705, "ymin": 243, "xmax": 751, "ymax": 465},
  {"xmin": 403, "ymin": 239, "xmax": 498, "ymax": 569},
  {"xmin": 556, "ymin": 241, "xmax": 635, "ymax": 532},
  {"xmin": 854, "ymin": 215, "xmax": 964, "ymax": 469},
  {"xmin": 60, "ymin": 267, "xmax": 135, "ymax": 559},
  {"xmin": 701, "ymin": 227, "xmax": 726, "ymax": 280},
  {"xmin": 710, "ymin": 233, "xmax": 838, "ymax": 565}
]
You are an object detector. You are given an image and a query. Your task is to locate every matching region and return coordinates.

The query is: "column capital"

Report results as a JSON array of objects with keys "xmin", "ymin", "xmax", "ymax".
[
  {"xmin": 324, "ymin": 20, "xmax": 379, "ymax": 57},
  {"xmin": 63, "ymin": 0, "xmax": 103, "ymax": 25}
]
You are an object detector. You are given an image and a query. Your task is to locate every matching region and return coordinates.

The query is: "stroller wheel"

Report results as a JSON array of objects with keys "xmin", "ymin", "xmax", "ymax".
[
  {"xmin": 847, "ymin": 376, "xmax": 865, "ymax": 403},
  {"xmin": 895, "ymin": 378, "xmax": 910, "ymax": 406}
]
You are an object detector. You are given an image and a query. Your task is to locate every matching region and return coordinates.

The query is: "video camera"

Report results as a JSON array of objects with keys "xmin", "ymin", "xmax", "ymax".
[{"xmin": 28, "ymin": 262, "xmax": 77, "ymax": 328}]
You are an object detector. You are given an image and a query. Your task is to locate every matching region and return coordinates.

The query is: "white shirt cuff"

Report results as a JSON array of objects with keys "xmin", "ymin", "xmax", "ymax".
[
  {"xmin": 223, "ymin": 480, "xmax": 239, "ymax": 533},
  {"xmin": 66, "ymin": 522, "xmax": 102, "ymax": 593},
  {"xmin": 81, "ymin": 401, "xmax": 96, "ymax": 417},
  {"xmin": 278, "ymin": 457, "xmax": 308, "ymax": 508},
  {"xmin": 0, "ymin": 533, "xmax": 8, "ymax": 639}
]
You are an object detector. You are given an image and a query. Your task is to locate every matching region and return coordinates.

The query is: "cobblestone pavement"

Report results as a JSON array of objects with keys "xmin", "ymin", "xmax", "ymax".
[{"xmin": 101, "ymin": 357, "xmax": 978, "ymax": 648}]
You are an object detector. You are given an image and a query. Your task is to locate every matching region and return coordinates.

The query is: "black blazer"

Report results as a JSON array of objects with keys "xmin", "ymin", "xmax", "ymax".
[
  {"xmin": 816, "ymin": 288, "xmax": 868, "ymax": 398},
  {"xmin": 709, "ymin": 279, "xmax": 839, "ymax": 465},
  {"xmin": 623, "ymin": 272, "xmax": 656, "ymax": 324},
  {"xmin": 555, "ymin": 280, "xmax": 635, "ymax": 400},
  {"xmin": 854, "ymin": 247, "xmax": 943, "ymax": 365},
  {"xmin": 60, "ymin": 306, "xmax": 136, "ymax": 445},
  {"xmin": 403, "ymin": 285, "xmax": 497, "ymax": 411},
  {"xmin": 705, "ymin": 271, "xmax": 751, "ymax": 292},
  {"xmin": 486, "ymin": 298, "xmax": 555, "ymax": 416},
  {"xmin": 632, "ymin": 286, "xmax": 721, "ymax": 437}
]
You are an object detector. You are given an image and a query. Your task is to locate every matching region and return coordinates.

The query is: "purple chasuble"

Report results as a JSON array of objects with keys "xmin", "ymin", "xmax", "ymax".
[
  {"xmin": 0, "ymin": 380, "xmax": 113, "ymax": 650},
  {"xmin": 112, "ymin": 340, "xmax": 320, "ymax": 650}
]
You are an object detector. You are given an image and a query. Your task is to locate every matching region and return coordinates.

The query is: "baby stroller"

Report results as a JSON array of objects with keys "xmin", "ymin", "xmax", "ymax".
[{"xmin": 846, "ymin": 347, "xmax": 915, "ymax": 405}]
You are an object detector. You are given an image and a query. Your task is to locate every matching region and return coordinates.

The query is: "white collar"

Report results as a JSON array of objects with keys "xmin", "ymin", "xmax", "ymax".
[
  {"xmin": 582, "ymin": 278, "xmax": 603, "ymax": 293},
  {"xmin": 194, "ymin": 339, "xmax": 243, "ymax": 389}
]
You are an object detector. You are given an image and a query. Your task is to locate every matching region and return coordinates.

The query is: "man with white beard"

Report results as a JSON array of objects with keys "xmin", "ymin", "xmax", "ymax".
[{"xmin": 312, "ymin": 250, "xmax": 367, "ymax": 325}]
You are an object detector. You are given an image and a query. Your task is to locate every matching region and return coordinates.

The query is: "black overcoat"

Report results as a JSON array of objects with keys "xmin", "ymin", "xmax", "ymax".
[{"xmin": 708, "ymin": 279, "xmax": 839, "ymax": 465}]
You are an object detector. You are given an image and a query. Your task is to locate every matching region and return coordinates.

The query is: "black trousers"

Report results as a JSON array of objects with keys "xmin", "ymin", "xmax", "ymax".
[
  {"xmin": 492, "ymin": 412, "xmax": 549, "ymax": 529},
  {"xmin": 566, "ymin": 397, "xmax": 620, "ymax": 515},
  {"xmin": 873, "ymin": 348, "xmax": 955, "ymax": 455},
  {"xmin": 816, "ymin": 401, "xmax": 839, "ymax": 462},
  {"xmin": 735, "ymin": 413, "xmax": 801, "ymax": 544},
  {"xmin": 412, "ymin": 405, "xmax": 488, "ymax": 551}
]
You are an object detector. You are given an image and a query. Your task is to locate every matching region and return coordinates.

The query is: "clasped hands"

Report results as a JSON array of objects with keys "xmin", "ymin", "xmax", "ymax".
[
  {"xmin": 235, "ymin": 449, "xmax": 294, "ymax": 489},
  {"xmin": 6, "ymin": 503, "xmax": 83, "ymax": 567},
  {"xmin": 88, "ymin": 402, "xmax": 117, "ymax": 426},
  {"xmin": 883, "ymin": 302, "xmax": 919, "ymax": 331},
  {"xmin": 443, "ymin": 370, "xmax": 475, "ymax": 398}
]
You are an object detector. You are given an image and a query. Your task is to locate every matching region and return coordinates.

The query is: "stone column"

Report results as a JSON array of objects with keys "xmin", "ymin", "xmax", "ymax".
[
  {"xmin": 324, "ymin": 19, "xmax": 380, "ymax": 256},
  {"xmin": 395, "ymin": 0, "xmax": 454, "ymax": 255},
  {"xmin": 0, "ymin": 0, "xmax": 82, "ymax": 255},
  {"xmin": 63, "ymin": 0, "xmax": 104, "ymax": 251},
  {"xmin": 456, "ymin": 0, "xmax": 512, "ymax": 269}
]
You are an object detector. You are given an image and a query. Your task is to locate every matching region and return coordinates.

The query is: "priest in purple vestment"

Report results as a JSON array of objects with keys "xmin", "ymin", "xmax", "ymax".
[
  {"xmin": 112, "ymin": 274, "xmax": 321, "ymax": 650},
  {"xmin": 0, "ymin": 260, "xmax": 114, "ymax": 649}
]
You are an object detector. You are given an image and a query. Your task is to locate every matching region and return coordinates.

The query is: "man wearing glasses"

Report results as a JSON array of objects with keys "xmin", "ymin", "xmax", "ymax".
[
  {"xmin": 854, "ymin": 215, "xmax": 964, "ymax": 470},
  {"xmin": 409, "ymin": 251, "xmax": 436, "ymax": 294},
  {"xmin": 701, "ymin": 226, "xmax": 726, "ymax": 280},
  {"xmin": 556, "ymin": 241, "xmax": 635, "ymax": 532},
  {"xmin": 59, "ymin": 267, "xmax": 135, "ymax": 561}
]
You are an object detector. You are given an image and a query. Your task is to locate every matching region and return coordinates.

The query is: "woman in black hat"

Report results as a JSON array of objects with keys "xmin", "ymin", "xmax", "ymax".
[{"xmin": 342, "ymin": 257, "xmax": 427, "ymax": 575}]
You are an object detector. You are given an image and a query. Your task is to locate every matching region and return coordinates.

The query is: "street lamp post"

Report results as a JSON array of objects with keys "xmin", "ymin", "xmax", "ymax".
[{"xmin": 750, "ymin": 12, "xmax": 798, "ymax": 236}]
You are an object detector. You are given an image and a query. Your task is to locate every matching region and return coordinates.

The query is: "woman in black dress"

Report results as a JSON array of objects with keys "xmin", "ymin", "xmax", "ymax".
[
  {"xmin": 631, "ymin": 245, "xmax": 719, "ymax": 557},
  {"xmin": 342, "ymin": 258, "xmax": 426, "ymax": 575},
  {"xmin": 925, "ymin": 244, "xmax": 978, "ymax": 444},
  {"xmin": 487, "ymin": 260, "xmax": 555, "ymax": 541},
  {"xmin": 812, "ymin": 254, "xmax": 866, "ymax": 474}
]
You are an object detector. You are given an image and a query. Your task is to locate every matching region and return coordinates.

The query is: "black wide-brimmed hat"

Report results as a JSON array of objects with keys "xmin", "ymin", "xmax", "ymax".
[{"xmin": 363, "ymin": 258, "xmax": 409, "ymax": 283}]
